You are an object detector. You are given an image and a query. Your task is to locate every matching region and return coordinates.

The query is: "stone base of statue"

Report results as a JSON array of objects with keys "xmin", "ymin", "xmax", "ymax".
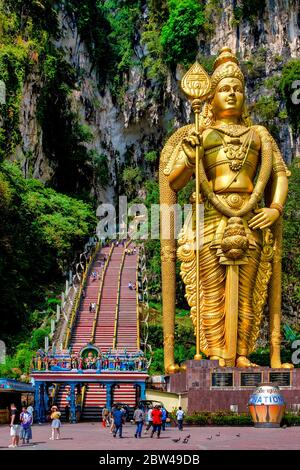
[{"xmin": 166, "ymin": 360, "xmax": 300, "ymax": 413}]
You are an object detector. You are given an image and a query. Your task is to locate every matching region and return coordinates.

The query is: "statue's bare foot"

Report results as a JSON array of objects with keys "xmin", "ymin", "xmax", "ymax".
[
  {"xmin": 166, "ymin": 363, "xmax": 180, "ymax": 374},
  {"xmin": 271, "ymin": 359, "xmax": 294, "ymax": 369},
  {"xmin": 210, "ymin": 356, "xmax": 226, "ymax": 367},
  {"xmin": 236, "ymin": 356, "xmax": 259, "ymax": 368},
  {"xmin": 275, "ymin": 362, "xmax": 294, "ymax": 369}
]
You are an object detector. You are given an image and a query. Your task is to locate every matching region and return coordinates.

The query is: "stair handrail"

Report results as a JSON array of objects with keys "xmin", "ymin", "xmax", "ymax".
[
  {"xmin": 136, "ymin": 250, "xmax": 140, "ymax": 350},
  {"xmin": 81, "ymin": 384, "xmax": 86, "ymax": 414},
  {"xmin": 52, "ymin": 383, "xmax": 60, "ymax": 406},
  {"xmin": 90, "ymin": 243, "xmax": 115, "ymax": 343},
  {"xmin": 64, "ymin": 242, "xmax": 100, "ymax": 349},
  {"xmin": 113, "ymin": 240, "xmax": 131, "ymax": 349},
  {"xmin": 137, "ymin": 243, "xmax": 152, "ymax": 367},
  {"xmin": 52, "ymin": 239, "xmax": 99, "ymax": 349}
]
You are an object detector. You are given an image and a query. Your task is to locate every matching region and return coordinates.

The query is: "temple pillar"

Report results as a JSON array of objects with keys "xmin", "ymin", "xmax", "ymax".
[
  {"xmin": 34, "ymin": 382, "xmax": 41, "ymax": 423},
  {"xmin": 70, "ymin": 382, "xmax": 77, "ymax": 423},
  {"xmin": 134, "ymin": 382, "xmax": 146, "ymax": 404},
  {"xmin": 139, "ymin": 382, "xmax": 146, "ymax": 400},
  {"xmin": 43, "ymin": 383, "xmax": 50, "ymax": 416},
  {"xmin": 34, "ymin": 382, "xmax": 46, "ymax": 423},
  {"xmin": 40, "ymin": 383, "xmax": 46, "ymax": 423},
  {"xmin": 105, "ymin": 383, "xmax": 113, "ymax": 410}
]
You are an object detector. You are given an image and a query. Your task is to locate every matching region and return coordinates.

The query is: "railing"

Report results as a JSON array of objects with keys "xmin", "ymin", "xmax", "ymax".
[
  {"xmin": 52, "ymin": 383, "xmax": 60, "ymax": 405},
  {"xmin": 136, "ymin": 252, "xmax": 140, "ymax": 350},
  {"xmin": 113, "ymin": 240, "xmax": 131, "ymax": 349},
  {"xmin": 90, "ymin": 243, "xmax": 114, "ymax": 343},
  {"xmin": 64, "ymin": 242, "xmax": 100, "ymax": 349},
  {"xmin": 51, "ymin": 237, "xmax": 99, "ymax": 350},
  {"xmin": 81, "ymin": 385, "xmax": 86, "ymax": 412},
  {"xmin": 138, "ymin": 244, "xmax": 152, "ymax": 368}
]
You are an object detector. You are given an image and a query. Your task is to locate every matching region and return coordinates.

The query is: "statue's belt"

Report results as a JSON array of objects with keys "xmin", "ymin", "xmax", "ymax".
[{"xmin": 191, "ymin": 193, "xmax": 262, "ymax": 251}]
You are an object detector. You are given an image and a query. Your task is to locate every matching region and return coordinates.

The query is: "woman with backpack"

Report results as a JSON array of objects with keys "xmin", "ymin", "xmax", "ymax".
[{"xmin": 20, "ymin": 406, "xmax": 33, "ymax": 445}]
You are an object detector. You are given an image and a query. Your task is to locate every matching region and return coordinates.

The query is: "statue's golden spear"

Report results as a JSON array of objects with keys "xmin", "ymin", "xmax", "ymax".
[{"xmin": 181, "ymin": 63, "xmax": 211, "ymax": 360}]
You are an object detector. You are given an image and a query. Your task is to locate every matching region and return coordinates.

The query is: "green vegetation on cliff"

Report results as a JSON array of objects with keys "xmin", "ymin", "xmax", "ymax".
[
  {"xmin": 282, "ymin": 160, "xmax": 300, "ymax": 312},
  {"xmin": 160, "ymin": 0, "xmax": 205, "ymax": 66},
  {"xmin": 38, "ymin": 49, "xmax": 96, "ymax": 197},
  {"xmin": 0, "ymin": 161, "xmax": 96, "ymax": 349}
]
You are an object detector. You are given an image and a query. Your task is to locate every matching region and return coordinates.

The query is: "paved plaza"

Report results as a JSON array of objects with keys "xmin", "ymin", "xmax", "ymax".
[{"xmin": 0, "ymin": 422, "xmax": 300, "ymax": 450}]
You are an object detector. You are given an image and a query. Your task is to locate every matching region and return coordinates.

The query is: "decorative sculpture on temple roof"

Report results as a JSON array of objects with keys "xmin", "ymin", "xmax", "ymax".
[{"xmin": 160, "ymin": 47, "xmax": 293, "ymax": 372}]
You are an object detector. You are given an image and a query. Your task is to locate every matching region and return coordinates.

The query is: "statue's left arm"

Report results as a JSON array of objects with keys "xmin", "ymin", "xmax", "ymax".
[
  {"xmin": 249, "ymin": 131, "xmax": 289, "ymax": 230},
  {"xmin": 267, "ymin": 135, "xmax": 290, "ymax": 206},
  {"xmin": 250, "ymin": 131, "xmax": 293, "ymax": 368}
]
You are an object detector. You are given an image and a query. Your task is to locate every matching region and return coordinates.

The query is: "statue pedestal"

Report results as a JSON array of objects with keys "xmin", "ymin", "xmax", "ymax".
[{"xmin": 167, "ymin": 360, "xmax": 300, "ymax": 413}]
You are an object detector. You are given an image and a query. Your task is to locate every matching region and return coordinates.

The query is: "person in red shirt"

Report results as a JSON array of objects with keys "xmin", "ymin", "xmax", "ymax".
[{"xmin": 150, "ymin": 405, "xmax": 162, "ymax": 439}]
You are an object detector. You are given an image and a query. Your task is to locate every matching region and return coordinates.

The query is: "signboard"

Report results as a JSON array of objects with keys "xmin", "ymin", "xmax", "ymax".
[
  {"xmin": 0, "ymin": 379, "xmax": 34, "ymax": 393},
  {"xmin": 211, "ymin": 372, "xmax": 233, "ymax": 387},
  {"xmin": 248, "ymin": 385, "xmax": 285, "ymax": 405},
  {"xmin": 240, "ymin": 372, "xmax": 262, "ymax": 387},
  {"xmin": 269, "ymin": 372, "xmax": 291, "ymax": 387}
]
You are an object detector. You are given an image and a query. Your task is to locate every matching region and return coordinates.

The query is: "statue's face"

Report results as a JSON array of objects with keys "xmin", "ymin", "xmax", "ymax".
[{"xmin": 212, "ymin": 77, "xmax": 244, "ymax": 119}]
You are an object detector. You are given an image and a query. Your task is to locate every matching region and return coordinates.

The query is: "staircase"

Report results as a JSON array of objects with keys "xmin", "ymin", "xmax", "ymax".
[
  {"xmin": 112, "ymin": 383, "xmax": 136, "ymax": 407},
  {"xmin": 70, "ymin": 247, "xmax": 110, "ymax": 353},
  {"xmin": 55, "ymin": 384, "xmax": 74, "ymax": 421},
  {"xmin": 94, "ymin": 244, "xmax": 126, "ymax": 351},
  {"xmin": 116, "ymin": 243, "xmax": 138, "ymax": 352},
  {"xmin": 81, "ymin": 383, "xmax": 106, "ymax": 421},
  {"xmin": 32, "ymin": 240, "xmax": 147, "ymax": 424}
]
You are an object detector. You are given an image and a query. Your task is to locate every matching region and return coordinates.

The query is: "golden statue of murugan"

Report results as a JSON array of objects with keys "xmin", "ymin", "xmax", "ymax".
[{"xmin": 159, "ymin": 47, "xmax": 293, "ymax": 372}]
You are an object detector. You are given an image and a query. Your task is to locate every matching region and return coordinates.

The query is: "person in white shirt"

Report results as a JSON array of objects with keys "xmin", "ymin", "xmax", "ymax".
[
  {"xmin": 176, "ymin": 407, "xmax": 185, "ymax": 431},
  {"xmin": 27, "ymin": 405, "xmax": 34, "ymax": 416},
  {"xmin": 144, "ymin": 406, "xmax": 153, "ymax": 434}
]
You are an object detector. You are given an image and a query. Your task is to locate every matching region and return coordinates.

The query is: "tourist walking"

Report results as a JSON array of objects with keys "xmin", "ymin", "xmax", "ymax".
[
  {"xmin": 161, "ymin": 406, "xmax": 167, "ymax": 431},
  {"xmin": 133, "ymin": 405, "xmax": 144, "ymax": 438},
  {"xmin": 144, "ymin": 406, "xmax": 153, "ymax": 434},
  {"xmin": 102, "ymin": 407, "xmax": 109, "ymax": 428},
  {"xmin": 27, "ymin": 403, "xmax": 34, "ymax": 417},
  {"xmin": 50, "ymin": 406, "xmax": 61, "ymax": 440},
  {"xmin": 109, "ymin": 409, "xmax": 115, "ymax": 434},
  {"xmin": 112, "ymin": 406, "xmax": 124, "ymax": 438},
  {"xmin": 20, "ymin": 406, "xmax": 33, "ymax": 444},
  {"xmin": 151, "ymin": 405, "xmax": 162, "ymax": 439},
  {"xmin": 176, "ymin": 406, "xmax": 185, "ymax": 431},
  {"xmin": 8, "ymin": 403, "xmax": 21, "ymax": 448}
]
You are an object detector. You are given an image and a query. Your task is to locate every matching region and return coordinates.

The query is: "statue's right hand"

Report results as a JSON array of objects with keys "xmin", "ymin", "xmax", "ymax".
[{"xmin": 182, "ymin": 131, "xmax": 203, "ymax": 164}]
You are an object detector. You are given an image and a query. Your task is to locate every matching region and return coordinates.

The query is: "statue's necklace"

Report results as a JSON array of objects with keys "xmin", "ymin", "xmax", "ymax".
[
  {"xmin": 212, "ymin": 126, "xmax": 253, "ymax": 172},
  {"xmin": 212, "ymin": 124, "xmax": 250, "ymax": 137}
]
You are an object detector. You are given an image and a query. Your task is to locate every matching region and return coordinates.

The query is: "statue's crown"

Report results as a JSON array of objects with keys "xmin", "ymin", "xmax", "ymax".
[
  {"xmin": 213, "ymin": 47, "xmax": 239, "ymax": 70},
  {"xmin": 210, "ymin": 47, "xmax": 244, "ymax": 94}
]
